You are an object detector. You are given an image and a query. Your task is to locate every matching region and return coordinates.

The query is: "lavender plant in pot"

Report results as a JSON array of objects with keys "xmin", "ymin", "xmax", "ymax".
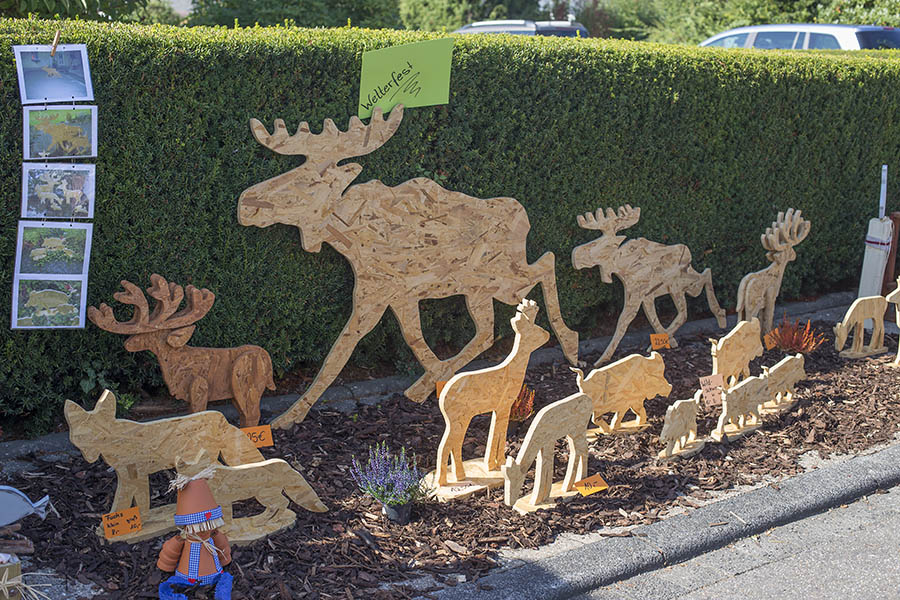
[{"xmin": 350, "ymin": 442, "xmax": 427, "ymax": 525}]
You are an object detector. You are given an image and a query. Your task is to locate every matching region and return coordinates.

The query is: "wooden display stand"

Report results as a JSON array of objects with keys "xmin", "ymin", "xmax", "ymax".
[
  {"xmin": 425, "ymin": 300, "xmax": 550, "ymax": 501},
  {"xmin": 711, "ymin": 376, "xmax": 768, "ymax": 442},
  {"xmin": 502, "ymin": 392, "xmax": 592, "ymax": 514},
  {"xmin": 237, "ymin": 105, "xmax": 579, "ymax": 429},
  {"xmin": 710, "ymin": 319, "xmax": 763, "ymax": 389},
  {"xmin": 658, "ymin": 391, "xmax": 705, "ymax": 461},
  {"xmin": 760, "ymin": 353, "xmax": 805, "ymax": 415},
  {"xmin": 571, "ymin": 205, "xmax": 727, "ymax": 365},
  {"xmin": 736, "ymin": 209, "xmax": 811, "ymax": 333},
  {"xmin": 573, "ymin": 352, "xmax": 672, "ymax": 439},
  {"xmin": 89, "ymin": 275, "xmax": 275, "ymax": 427},
  {"xmin": 833, "ymin": 296, "xmax": 888, "ymax": 359}
]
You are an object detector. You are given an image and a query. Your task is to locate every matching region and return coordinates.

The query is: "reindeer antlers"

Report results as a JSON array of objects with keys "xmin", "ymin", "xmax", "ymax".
[
  {"xmin": 249, "ymin": 104, "xmax": 405, "ymax": 161},
  {"xmin": 762, "ymin": 208, "xmax": 810, "ymax": 254},
  {"xmin": 88, "ymin": 274, "xmax": 215, "ymax": 335},
  {"xmin": 577, "ymin": 205, "xmax": 641, "ymax": 235}
]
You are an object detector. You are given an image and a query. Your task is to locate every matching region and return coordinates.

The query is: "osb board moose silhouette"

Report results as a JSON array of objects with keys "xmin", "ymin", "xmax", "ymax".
[{"xmin": 238, "ymin": 105, "xmax": 579, "ymax": 428}]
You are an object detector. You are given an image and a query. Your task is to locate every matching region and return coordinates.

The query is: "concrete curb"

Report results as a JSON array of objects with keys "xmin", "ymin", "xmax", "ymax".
[
  {"xmin": 0, "ymin": 290, "xmax": 855, "ymax": 462},
  {"xmin": 435, "ymin": 441, "xmax": 900, "ymax": 600}
]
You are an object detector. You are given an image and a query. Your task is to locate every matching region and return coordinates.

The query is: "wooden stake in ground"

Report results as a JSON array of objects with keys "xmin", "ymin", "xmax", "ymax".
[
  {"xmin": 238, "ymin": 105, "xmax": 579, "ymax": 429},
  {"xmin": 425, "ymin": 300, "xmax": 550, "ymax": 500},
  {"xmin": 711, "ymin": 375, "xmax": 768, "ymax": 442},
  {"xmin": 709, "ymin": 318, "xmax": 763, "ymax": 389},
  {"xmin": 573, "ymin": 352, "xmax": 672, "ymax": 438},
  {"xmin": 88, "ymin": 275, "xmax": 274, "ymax": 427},
  {"xmin": 886, "ymin": 278, "xmax": 900, "ymax": 367},
  {"xmin": 833, "ymin": 296, "xmax": 888, "ymax": 359},
  {"xmin": 658, "ymin": 391, "xmax": 705, "ymax": 461},
  {"xmin": 502, "ymin": 392, "xmax": 592, "ymax": 514},
  {"xmin": 571, "ymin": 204, "xmax": 727, "ymax": 366},
  {"xmin": 760, "ymin": 353, "xmax": 805, "ymax": 415},
  {"xmin": 736, "ymin": 209, "xmax": 811, "ymax": 334}
]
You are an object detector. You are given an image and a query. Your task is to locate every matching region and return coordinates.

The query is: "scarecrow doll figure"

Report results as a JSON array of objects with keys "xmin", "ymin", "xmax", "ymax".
[{"xmin": 157, "ymin": 468, "xmax": 232, "ymax": 600}]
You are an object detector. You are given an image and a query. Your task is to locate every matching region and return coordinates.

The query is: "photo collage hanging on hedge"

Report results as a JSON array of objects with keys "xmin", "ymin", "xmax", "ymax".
[{"xmin": 11, "ymin": 41, "xmax": 96, "ymax": 329}]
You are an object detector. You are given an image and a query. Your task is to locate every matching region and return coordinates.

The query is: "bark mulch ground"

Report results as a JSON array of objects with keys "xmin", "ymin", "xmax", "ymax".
[{"xmin": 6, "ymin": 321, "xmax": 900, "ymax": 599}]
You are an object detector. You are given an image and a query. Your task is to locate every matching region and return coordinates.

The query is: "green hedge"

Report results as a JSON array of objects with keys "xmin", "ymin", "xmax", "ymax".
[{"xmin": 2, "ymin": 18, "xmax": 900, "ymax": 434}]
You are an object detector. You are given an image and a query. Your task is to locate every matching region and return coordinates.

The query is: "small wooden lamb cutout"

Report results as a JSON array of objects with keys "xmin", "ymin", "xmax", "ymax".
[
  {"xmin": 426, "ymin": 299, "xmax": 550, "ymax": 501},
  {"xmin": 833, "ymin": 296, "xmax": 888, "ymax": 359},
  {"xmin": 736, "ymin": 209, "xmax": 811, "ymax": 334},
  {"xmin": 658, "ymin": 391, "xmax": 705, "ymax": 461},
  {"xmin": 571, "ymin": 205, "xmax": 727, "ymax": 365},
  {"xmin": 502, "ymin": 392, "xmax": 592, "ymax": 514},
  {"xmin": 760, "ymin": 353, "xmax": 805, "ymax": 415},
  {"xmin": 176, "ymin": 450, "xmax": 326, "ymax": 544},
  {"xmin": 88, "ymin": 274, "xmax": 275, "ymax": 426},
  {"xmin": 573, "ymin": 352, "xmax": 672, "ymax": 438},
  {"xmin": 711, "ymin": 375, "xmax": 768, "ymax": 442},
  {"xmin": 710, "ymin": 318, "xmax": 763, "ymax": 389}
]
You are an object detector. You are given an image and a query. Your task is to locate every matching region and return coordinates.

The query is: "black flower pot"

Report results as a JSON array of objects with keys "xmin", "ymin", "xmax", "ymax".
[{"xmin": 381, "ymin": 502, "xmax": 412, "ymax": 525}]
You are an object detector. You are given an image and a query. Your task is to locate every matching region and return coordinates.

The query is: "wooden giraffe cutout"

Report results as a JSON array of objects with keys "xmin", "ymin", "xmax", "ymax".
[
  {"xmin": 833, "ymin": 296, "xmax": 888, "ymax": 359},
  {"xmin": 710, "ymin": 319, "xmax": 763, "ymax": 389},
  {"xmin": 238, "ymin": 105, "xmax": 579, "ymax": 429},
  {"xmin": 424, "ymin": 299, "xmax": 550, "ymax": 501},
  {"xmin": 658, "ymin": 391, "xmax": 705, "ymax": 461},
  {"xmin": 502, "ymin": 392, "xmax": 593, "ymax": 514},
  {"xmin": 572, "ymin": 205, "xmax": 727, "ymax": 365}
]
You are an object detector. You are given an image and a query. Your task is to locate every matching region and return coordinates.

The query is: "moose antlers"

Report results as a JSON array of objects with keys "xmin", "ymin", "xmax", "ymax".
[
  {"xmin": 249, "ymin": 104, "xmax": 404, "ymax": 161},
  {"xmin": 762, "ymin": 208, "xmax": 810, "ymax": 255},
  {"xmin": 576, "ymin": 204, "xmax": 641, "ymax": 236},
  {"xmin": 88, "ymin": 274, "xmax": 215, "ymax": 335}
]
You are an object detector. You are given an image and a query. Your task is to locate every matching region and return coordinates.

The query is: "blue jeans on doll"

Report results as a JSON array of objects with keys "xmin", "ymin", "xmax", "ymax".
[{"xmin": 158, "ymin": 571, "xmax": 232, "ymax": 600}]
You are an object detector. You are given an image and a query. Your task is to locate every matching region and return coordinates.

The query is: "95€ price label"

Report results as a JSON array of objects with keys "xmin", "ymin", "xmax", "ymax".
[
  {"xmin": 573, "ymin": 473, "xmax": 609, "ymax": 497},
  {"xmin": 102, "ymin": 506, "xmax": 142, "ymax": 539},
  {"xmin": 242, "ymin": 424, "xmax": 274, "ymax": 448}
]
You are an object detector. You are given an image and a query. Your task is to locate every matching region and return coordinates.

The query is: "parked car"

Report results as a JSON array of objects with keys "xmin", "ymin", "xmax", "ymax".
[
  {"xmin": 700, "ymin": 24, "xmax": 900, "ymax": 50},
  {"xmin": 454, "ymin": 19, "xmax": 590, "ymax": 38}
]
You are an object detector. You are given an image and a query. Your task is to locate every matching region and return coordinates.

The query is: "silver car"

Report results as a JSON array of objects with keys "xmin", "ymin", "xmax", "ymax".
[
  {"xmin": 700, "ymin": 24, "xmax": 900, "ymax": 50},
  {"xmin": 454, "ymin": 19, "xmax": 590, "ymax": 38}
]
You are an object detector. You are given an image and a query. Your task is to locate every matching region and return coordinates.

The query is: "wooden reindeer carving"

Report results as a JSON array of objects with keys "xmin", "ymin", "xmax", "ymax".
[
  {"xmin": 736, "ymin": 209, "xmax": 811, "ymax": 334},
  {"xmin": 710, "ymin": 318, "xmax": 763, "ymax": 389},
  {"xmin": 238, "ymin": 105, "xmax": 579, "ymax": 429},
  {"xmin": 571, "ymin": 205, "xmax": 727, "ymax": 366},
  {"xmin": 88, "ymin": 275, "xmax": 274, "ymax": 427},
  {"xmin": 833, "ymin": 296, "xmax": 888, "ymax": 359},
  {"xmin": 711, "ymin": 375, "xmax": 768, "ymax": 442},
  {"xmin": 658, "ymin": 391, "xmax": 705, "ymax": 461},
  {"xmin": 573, "ymin": 351, "xmax": 672, "ymax": 437},
  {"xmin": 430, "ymin": 300, "xmax": 550, "ymax": 498},
  {"xmin": 502, "ymin": 392, "xmax": 593, "ymax": 514}
]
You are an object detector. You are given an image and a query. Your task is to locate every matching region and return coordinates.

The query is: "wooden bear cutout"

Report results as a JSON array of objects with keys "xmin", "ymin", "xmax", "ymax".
[
  {"xmin": 658, "ymin": 391, "xmax": 705, "ymax": 461},
  {"xmin": 88, "ymin": 274, "xmax": 274, "ymax": 427},
  {"xmin": 238, "ymin": 105, "xmax": 579, "ymax": 429},
  {"xmin": 760, "ymin": 353, "xmax": 805, "ymax": 415},
  {"xmin": 571, "ymin": 205, "xmax": 727, "ymax": 365},
  {"xmin": 573, "ymin": 352, "xmax": 672, "ymax": 439},
  {"xmin": 711, "ymin": 375, "xmax": 768, "ymax": 442},
  {"xmin": 502, "ymin": 392, "xmax": 593, "ymax": 514},
  {"xmin": 64, "ymin": 390, "xmax": 325, "ymax": 543},
  {"xmin": 833, "ymin": 296, "xmax": 888, "ymax": 359},
  {"xmin": 425, "ymin": 299, "xmax": 550, "ymax": 501},
  {"xmin": 710, "ymin": 319, "xmax": 763, "ymax": 389},
  {"xmin": 736, "ymin": 209, "xmax": 811, "ymax": 334}
]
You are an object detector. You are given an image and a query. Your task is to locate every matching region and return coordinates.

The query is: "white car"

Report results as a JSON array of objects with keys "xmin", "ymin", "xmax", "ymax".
[
  {"xmin": 700, "ymin": 24, "xmax": 900, "ymax": 50},
  {"xmin": 454, "ymin": 19, "xmax": 590, "ymax": 38}
]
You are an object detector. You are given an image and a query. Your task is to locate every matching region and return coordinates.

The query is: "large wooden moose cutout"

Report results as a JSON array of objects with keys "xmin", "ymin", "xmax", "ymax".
[
  {"xmin": 238, "ymin": 104, "xmax": 579, "ymax": 428},
  {"xmin": 572, "ymin": 205, "xmax": 727, "ymax": 366}
]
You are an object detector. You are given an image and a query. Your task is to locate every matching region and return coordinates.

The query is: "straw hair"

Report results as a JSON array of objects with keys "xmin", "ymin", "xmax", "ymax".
[
  {"xmin": 181, "ymin": 517, "xmax": 225, "ymax": 534},
  {"xmin": 168, "ymin": 465, "xmax": 217, "ymax": 493}
]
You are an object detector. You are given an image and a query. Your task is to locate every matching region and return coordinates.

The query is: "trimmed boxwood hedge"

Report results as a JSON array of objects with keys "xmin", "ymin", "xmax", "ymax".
[{"xmin": 2, "ymin": 18, "xmax": 899, "ymax": 434}]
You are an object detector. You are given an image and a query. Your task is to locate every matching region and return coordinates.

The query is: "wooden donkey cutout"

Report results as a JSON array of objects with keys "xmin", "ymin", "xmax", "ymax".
[
  {"xmin": 64, "ymin": 390, "xmax": 285, "ymax": 543},
  {"xmin": 427, "ymin": 299, "xmax": 550, "ymax": 500},
  {"xmin": 886, "ymin": 278, "xmax": 900, "ymax": 367},
  {"xmin": 711, "ymin": 375, "xmax": 768, "ymax": 442},
  {"xmin": 736, "ymin": 209, "xmax": 811, "ymax": 334},
  {"xmin": 658, "ymin": 391, "xmax": 705, "ymax": 461},
  {"xmin": 175, "ymin": 450, "xmax": 326, "ymax": 544},
  {"xmin": 573, "ymin": 351, "xmax": 672, "ymax": 438},
  {"xmin": 238, "ymin": 105, "xmax": 579, "ymax": 429},
  {"xmin": 833, "ymin": 296, "xmax": 888, "ymax": 359},
  {"xmin": 88, "ymin": 274, "xmax": 274, "ymax": 427},
  {"xmin": 710, "ymin": 318, "xmax": 763, "ymax": 389},
  {"xmin": 502, "ymin": 392, "xmax": 593, "ymax": 514},
  {"xmin": 571, "ymin": 205, "xmax": 727, "ymax": 366}
]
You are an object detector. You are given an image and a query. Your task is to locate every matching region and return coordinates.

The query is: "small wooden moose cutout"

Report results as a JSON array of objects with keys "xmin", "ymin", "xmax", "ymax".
[{"xmin": 88, "ymin": 274, "xmax": 274, "ymax": 426}]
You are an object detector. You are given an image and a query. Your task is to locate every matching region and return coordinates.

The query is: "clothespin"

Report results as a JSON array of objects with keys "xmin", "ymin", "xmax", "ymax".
[{"xmin": 50, "ymin": 30, "xmax": 61, "ymax": 57}]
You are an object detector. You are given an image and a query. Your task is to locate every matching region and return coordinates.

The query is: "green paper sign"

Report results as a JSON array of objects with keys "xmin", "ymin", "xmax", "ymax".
[{"xmin": 358, "ymin": 38, "xmax": 453, "ymax": 119}]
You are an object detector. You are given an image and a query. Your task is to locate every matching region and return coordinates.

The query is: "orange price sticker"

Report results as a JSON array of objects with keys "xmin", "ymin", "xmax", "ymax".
[
  {"xmin": 764, "ymin": 331, "xmax": 777, "ymax": 351},
  {"xmin": 650, "ymin": 333, "xmax": 671, "ymax": 350},
  {"xmin": 436, "ymin": 381, "xmax": 447, "ymax": 397},
  {"xmin": 699, "ymin": 373, "xmax": 725, "ymax": 408},
  {"xmin": 573, "ymin": 473, "xmax": 609, "ymax": 497},
  {"xmin": 242, "ymin": 424, "xmax": 273, "ymax": 448},
  {"xmin": 102, "ymin": 506, "xmax": 142, "ymax": 539}
]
